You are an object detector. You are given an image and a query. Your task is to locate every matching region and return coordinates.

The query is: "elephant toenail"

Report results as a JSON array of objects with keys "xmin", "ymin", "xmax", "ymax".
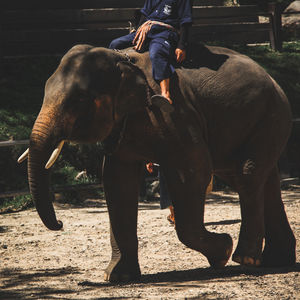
[
  {"xmin": 220, "ymin": 260, "xmax": 228, "ymax": 267},
  {"xmin": 107, "ymin": 273, "xmax": 118, "ymax": 282},
  {"xmin": 244, "ymin": 257, "xmax": 254, "ymax": 265},
  {"xmin": 212, "ymin": 259, "xmax": 228, "ymax": 269}
]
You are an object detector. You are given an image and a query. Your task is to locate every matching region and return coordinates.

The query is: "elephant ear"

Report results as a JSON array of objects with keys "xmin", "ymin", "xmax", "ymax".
[{"xmin": 114, "ymin": 61, "xmax": 151, "ymax": 120}]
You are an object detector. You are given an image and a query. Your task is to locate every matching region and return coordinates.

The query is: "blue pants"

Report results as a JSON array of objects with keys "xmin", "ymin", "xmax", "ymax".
[
  {"xmin": 158, "ymin": 169, "xmax": 172, "ymax": 209},
  {"xmin": 109, "ymin": 27, "xmax": 178, "ymax": 82}
]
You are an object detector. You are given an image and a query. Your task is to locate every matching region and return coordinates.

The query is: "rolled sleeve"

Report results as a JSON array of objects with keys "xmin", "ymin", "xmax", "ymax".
[{"xmin": 178, "ymin": 0, "xmax": 193, "ymax": 25}]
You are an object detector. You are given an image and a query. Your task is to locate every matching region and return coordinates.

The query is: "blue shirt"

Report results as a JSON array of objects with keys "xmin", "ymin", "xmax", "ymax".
[{"xmin": 141, "ymin": 0, "xmax": 193, "ymax": 29}]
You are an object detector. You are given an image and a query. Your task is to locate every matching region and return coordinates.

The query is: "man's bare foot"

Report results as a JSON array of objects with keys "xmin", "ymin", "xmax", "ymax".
[
  {"xmin": 161, "ymin": 91, "xmax": 172, "ymax": 105},
  {"xmin": 160, "ymin": 78, "xmax": 173, "ymax": 105},
  {"xmin": 150, "ymin": 95, "xmax": 174, "ymax": 113}
]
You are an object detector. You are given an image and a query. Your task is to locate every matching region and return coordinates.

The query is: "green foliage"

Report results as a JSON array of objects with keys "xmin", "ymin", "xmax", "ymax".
[
  {"xmin": 0, "ymin": 195, "xmax": 33, "ymax": 214},
  {"xmin": 56, "ymin": 188, "xmax": 105, "ymax": 206}
]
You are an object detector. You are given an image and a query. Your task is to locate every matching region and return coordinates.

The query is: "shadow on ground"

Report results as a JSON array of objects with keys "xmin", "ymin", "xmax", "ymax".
[
  {"xmin": 79, "ymin": 263, "xmax": 300, "ymax": 288},
  {"xmin": 0, "ymin": 267, "xmax": 80, "ymax": 299},
  {"xmin": 1, "ymin": 263, "xmax": 299, "ymax": 299},
  {"xmin": 205, "ymin": 219, "xmax": 241, "ymax": 226}
]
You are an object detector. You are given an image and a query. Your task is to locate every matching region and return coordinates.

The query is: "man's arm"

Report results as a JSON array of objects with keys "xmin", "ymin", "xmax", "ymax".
[
  {"xmin": 176, "ymin": 0, "xmax": 193, "ymax": 62},
  {"xmin": 175, "ymin": 23, "xmax": 191, "ymax": 63},
  {"xmin": 177, "ymin": 23, "xmax": 191, "ymax": 50}
]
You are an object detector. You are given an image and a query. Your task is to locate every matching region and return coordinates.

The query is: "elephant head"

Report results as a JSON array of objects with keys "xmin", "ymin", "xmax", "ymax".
[{"xmin": 18, "ymin": 45, "xmax": 151, "ymax": 230}]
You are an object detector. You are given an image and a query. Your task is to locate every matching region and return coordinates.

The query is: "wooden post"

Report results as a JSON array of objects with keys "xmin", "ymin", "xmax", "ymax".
[
  {"xmin": 268, "ymin": 2, "xmax": 283, "ymax": 51},
  {"xmin": 0, "ymin": 7, "xmax": 4, "ymax": 75}
]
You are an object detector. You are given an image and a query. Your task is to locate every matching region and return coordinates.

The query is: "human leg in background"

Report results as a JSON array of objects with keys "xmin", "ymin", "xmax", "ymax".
[
  {"xmin": 168, "ymin": 205, "xmax": 175, "ymax": 225},
  {"xmin": 139, "ymin": 170, "xmax": 147, "ymax": 202},
  {"xmin": 159, "ymin": 168, "xmax": 174, "ymax": 225}
]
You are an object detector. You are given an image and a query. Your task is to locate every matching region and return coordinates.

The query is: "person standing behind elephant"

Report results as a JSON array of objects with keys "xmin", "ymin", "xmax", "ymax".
[
  {"xmin": 146, "ymin": 162, "xmax": 175, "ymax": 224},
  {"xmin": 146, "ymin": 162, "xmax": 213, "ymax": 225},
  {"xmin": 109, "ymin": 0, "xmax": 193, "ymax": 105}
]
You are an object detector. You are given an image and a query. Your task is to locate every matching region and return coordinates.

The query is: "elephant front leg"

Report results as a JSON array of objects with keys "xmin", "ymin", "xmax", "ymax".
[{"xmin": 103, "ymin": 155, "xmax": 142, "ymax": 282}]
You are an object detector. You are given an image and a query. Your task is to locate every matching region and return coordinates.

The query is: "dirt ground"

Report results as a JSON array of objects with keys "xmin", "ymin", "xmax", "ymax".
[{"xmin": 0, "ymin": 187, "xmax": 299, "ymax": 300}]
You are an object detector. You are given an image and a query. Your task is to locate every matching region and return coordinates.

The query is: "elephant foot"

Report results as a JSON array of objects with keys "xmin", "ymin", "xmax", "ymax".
[
  {"xmin": 232, "ymin": 254, "xmax": 261, "ymax": 266},
  {"xmin": 262, "ymin": 243, "xmax": 296, "ymax": 267},
  {"xmin": 205, "ymin": 233, "xmax": 233, "ymax": 268},
  {"xmin": 104, "ymin": 258, "xmax": 141, "ymax": 283},
  {"xmin": 232, "ymin": 241, "xmax": 262, "ymax": 267},
  {"xmin": 177, "ymin": 229, "xmax": 233, "ymax": 269}
]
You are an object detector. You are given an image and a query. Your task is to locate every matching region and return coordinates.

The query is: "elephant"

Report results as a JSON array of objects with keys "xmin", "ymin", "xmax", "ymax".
[{"xmin": 18, "ymin": 43, "xmax": 296, "ymax": 282}]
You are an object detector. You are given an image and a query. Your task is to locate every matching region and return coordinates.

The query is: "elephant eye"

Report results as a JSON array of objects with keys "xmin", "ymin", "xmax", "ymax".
[
  {"xmin": 72, "ymin": 97, "xmax": 85, "ymax": 105},
  {"xmin": 66, "ymin": 88, "xmax": 94, "ymax": 106}
]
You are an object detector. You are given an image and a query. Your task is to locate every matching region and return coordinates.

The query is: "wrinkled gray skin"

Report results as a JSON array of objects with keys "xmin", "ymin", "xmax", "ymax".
[{"xmin": 27, "ymin": 44, "xmax": 296, "ymax": 282}]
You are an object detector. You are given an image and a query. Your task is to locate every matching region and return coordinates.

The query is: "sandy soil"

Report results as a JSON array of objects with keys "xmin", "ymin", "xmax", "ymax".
[{"xmin": 1, "ymin": 188, "xmax": 299, "ymax": 300}]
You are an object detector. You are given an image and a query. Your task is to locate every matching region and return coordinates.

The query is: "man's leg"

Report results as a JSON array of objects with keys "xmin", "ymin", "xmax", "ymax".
[
  {"xmin": 149, "ymin": 38, "xmax": 175, "ymax": 104},
  {"xmin": 109, "ymin": 32, "xmax": 136, "ymax": 50},
  {"xmin": 159, "ymin": 169, "xmax": 175, "ymax": 224}
]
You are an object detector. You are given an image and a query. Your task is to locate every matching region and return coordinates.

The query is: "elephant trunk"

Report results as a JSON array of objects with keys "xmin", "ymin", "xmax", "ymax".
[{"xmin": 28, "ymin": 110, "xmax": 63, "ymax": 231}]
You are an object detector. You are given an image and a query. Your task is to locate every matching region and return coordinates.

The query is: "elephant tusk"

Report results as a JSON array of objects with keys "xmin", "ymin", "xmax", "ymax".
[
  {"xmin": 17, "ymin": 148, "xmax": 29, "ymax": 163},
  {"xmin": 45, "ymin": 141, "xmax": 65, "ymax": 169}
]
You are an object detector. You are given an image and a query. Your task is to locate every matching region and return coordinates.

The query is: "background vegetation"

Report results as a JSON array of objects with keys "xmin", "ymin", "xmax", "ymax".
[{"xmin": 1, "ymin": 40, "xmax": 299, "ymax": 210}]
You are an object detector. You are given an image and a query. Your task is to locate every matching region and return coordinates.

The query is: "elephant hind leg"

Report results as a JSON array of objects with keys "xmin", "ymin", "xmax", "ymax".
[{"xmin": 262, "ymin": 167, "xmax": 296, "ymax": 267}]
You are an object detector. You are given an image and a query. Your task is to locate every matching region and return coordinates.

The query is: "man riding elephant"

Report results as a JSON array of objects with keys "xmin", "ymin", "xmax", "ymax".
[{"xmin": 109, "ymin": 0, "xmax": 193, "ymax": 106}]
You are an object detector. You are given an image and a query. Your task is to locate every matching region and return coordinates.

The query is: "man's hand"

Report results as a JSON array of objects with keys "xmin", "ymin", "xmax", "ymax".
[
  {"xmin": 175, "ymin": 48, "xmax": 186, "ymax": 63},
  {"xmin": 146, "ymin": 162, "xmax": 154, "ymax": 173}
]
